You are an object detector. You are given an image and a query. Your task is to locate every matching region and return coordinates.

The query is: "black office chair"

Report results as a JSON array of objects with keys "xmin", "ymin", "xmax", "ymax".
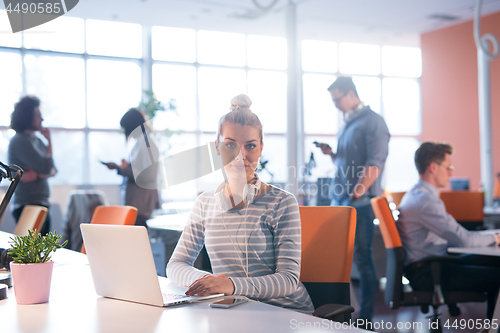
[
  {"xmin": 299, "ymin": 206, "xmax": 356, "ymax": 322},
  {"xmin": 371, "ymin": 197, "xmax": 487, "ymax": 333}
]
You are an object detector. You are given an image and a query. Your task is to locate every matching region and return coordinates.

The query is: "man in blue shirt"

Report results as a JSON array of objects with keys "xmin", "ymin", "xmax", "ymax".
[
  {"xmin": 316, "ymin": 76, "xmax": 390, "ymax": 326},
  {"xmin": 398, "ymin": 142, "xmax": 500, "ymax": 317}
]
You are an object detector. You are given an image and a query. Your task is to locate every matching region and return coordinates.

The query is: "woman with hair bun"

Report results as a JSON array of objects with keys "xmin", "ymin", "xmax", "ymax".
[
  {"xmin": 167, "ymin": 106, "xmax": 313, "ymax": 313},
  {"xmin": 229, "ymin": 94, "xmax": 252, "ymax": 111}
]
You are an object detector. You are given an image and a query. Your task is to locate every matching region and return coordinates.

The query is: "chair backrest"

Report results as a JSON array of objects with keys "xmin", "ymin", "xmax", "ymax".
[
  {"xmin": 495, "ymin": 175, "xmax": 500, "ymax": 199},
  {"xmin": 13, "ymin": 205, "xmax": 48, "ymax": 236},
  {"xmin": 81, "ymin": 205, "xmax": 138, "ymax": 254},
  {"xmin": 370, "ymin": 196, "xmax": 405, "ymax": 309},
  {"xmin": 299, "ymin": 206, "xmax": 356, "ymax": 314},
  {"xmin": 389, "ymin": 191, "xmax": 406, "ymax": 209},
  {"xmin": 438, "ymin": 191, "xmax": 484, "ymax": 223},
  {"xmin": 63, "ymin": 190, "xmax": 108, "ymax": 251}
]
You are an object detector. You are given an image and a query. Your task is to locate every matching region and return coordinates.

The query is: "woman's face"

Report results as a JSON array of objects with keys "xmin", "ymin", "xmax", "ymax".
[
  {"xmin": 217, "ymin": 123, "xmax": 263, "ymax": 182},
  {"xmin": 31, "ymin": 107, "xmax": 43, "ymax": 131}
]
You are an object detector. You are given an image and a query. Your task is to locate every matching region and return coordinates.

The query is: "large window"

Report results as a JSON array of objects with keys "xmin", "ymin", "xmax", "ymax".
[
  {"xmin": 0, "ymin": 17, "xmax": 142, "ymax": 186},
  {"xmin": 152, "ymin": 31, "xmax": 289, "ymax": 200},
  {"xmin": 302, "ymin": 41, "xmax": 422, "ymax": 192},
  {"xmin": 0, "ymin": 14, "xmax": 422, "ymax": 199}
]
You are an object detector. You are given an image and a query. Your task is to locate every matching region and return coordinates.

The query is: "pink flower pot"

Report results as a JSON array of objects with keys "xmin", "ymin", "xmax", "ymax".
[{"xmin": 10, "ymin": 261, "xmax": 54, "ymax": 304}]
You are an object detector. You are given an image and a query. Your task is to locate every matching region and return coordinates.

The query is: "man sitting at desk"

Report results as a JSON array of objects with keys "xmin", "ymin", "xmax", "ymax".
[{"xmin": 398, "ymin": 141, "xmax": 500, "ymax": 317}]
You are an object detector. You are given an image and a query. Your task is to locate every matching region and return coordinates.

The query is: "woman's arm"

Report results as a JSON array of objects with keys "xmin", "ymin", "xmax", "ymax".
[
  {"xmin": 230, "ymin": 194, "xmax": 302, "ymax": 299},
  {"xmin": 186, "ymin": 194, "xmax": 303, "ymax": 299},
  {"xmin": 166, "ymin": 199, "xmax": 210, "ymax": 286},
  {"xmin": 13, "ymin": 135, "xmax": 55, "ymax": 175}
]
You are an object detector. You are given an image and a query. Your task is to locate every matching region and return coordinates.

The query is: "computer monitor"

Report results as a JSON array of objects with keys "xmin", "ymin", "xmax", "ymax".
[{"xmin": 450, "ymin": 177, "xmax": 470, "ymax": 191}]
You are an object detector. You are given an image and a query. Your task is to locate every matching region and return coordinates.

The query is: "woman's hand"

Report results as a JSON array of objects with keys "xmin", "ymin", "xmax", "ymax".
[
  {"xmin": 39, "ymin": 127, "xmax": 51, "ymax": 141},
  {"xmin": 20, "ymin": 166, "xmax": 37, "ymax": 183},
  {"xmin": 101, "ymin": 161, "xmax": 119, "ymax": 170},
  {"xmin": 185, "ymin": 274, "xmax": 234, "ymax": 296}
]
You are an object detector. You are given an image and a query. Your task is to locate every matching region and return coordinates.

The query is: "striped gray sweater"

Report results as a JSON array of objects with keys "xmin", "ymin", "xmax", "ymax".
[{"xmin": 166, "ymin": 186, "xmax": 314, "ymax": 313}]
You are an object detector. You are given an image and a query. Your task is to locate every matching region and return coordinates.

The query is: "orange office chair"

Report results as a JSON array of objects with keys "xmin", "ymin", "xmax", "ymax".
[
  {"xmin": 13, "ymin": 205, "xmax": 48, "ymax": 236},
  {"xmin": 389, "ymin": 191, "xmax": 406, "ymax": 209},
  {"xmin": 81, "ymin": 205, "xmax": 138, "ymax": 254},
  {"xmin": 299, "ymin": 206, "xmax": 356, "ymax": 322},
  {"xmin": 371, "ymin": 196, "xmax": 486, "ymax": 332},
  {"xmin": 493, "ymin": 173, "xmax": 500, "ymax": 200},
  {"xmin": 439, "ymin": 191, "xmax": 484, "ymax": 230}
]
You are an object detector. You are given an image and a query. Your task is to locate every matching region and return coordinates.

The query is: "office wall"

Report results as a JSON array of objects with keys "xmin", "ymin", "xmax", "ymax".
[{"xmin": 421, "ymin": 11, "xmax": 500, "ymax": 191}]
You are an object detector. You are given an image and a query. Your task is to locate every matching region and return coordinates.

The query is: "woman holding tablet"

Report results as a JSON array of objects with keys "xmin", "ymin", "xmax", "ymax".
[{"xmin": 167, "ymin": 106, "xmax": 313, "ymax": 313}]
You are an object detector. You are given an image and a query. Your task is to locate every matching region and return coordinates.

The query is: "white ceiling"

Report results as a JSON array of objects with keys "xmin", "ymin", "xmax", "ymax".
[{"xmin": 30, "ymin": 0, "xmax": 500, "ymax": 46}]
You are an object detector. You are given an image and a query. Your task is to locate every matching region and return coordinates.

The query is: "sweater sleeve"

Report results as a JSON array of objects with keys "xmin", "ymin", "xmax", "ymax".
[
  {"xmin": 230, "ymin": 194, "xmax": 302, "ymax": 300},
  {"xmin": 11, "ymin": 135, "xmax": 54, "ymax": 174},
  {"xmin": 166, "ymin": 198, "xmax": 209, "ymax": 286},
  {"xmin": 418, "ymin": 196, "xmax": 496, "ymax": 248}
]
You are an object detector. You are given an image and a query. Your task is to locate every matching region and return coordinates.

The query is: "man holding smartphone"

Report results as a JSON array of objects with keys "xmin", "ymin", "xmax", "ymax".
[{"xmin": 314, "ymin": 77, "xmax": 390, "ymax": 327}]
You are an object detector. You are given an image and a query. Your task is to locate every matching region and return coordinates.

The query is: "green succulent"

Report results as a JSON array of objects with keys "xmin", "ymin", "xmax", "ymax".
[{"xmin": 8, "ymin": 229, "xmax": 68, "ymax": 264}]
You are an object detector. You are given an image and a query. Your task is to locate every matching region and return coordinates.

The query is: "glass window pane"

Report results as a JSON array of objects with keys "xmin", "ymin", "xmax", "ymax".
[
  {"xmin": 339, "ymin": 43, "xmax": 380, "ymax": 75},
  {"xmin": 50, "ymin": 131, "xmax": 85, "ymax": 185},
  {"xmin": 247, "ymin": 35, "xmax": 286, "ymax": 70},
  {"xmin": 0, "ymin": 10, "xmax": 22, "ymax": 47},
  {"xmin": 304, "ymin": 135, "xmax": 337, "ymax": 181},
  {"xmin": 353, "ymin": 76, "xmax": 381, "ymax": 113},
  {"xmin": 152, "ymin": 64, "xmax": 197, "ymax": 131},
  {"xmin": 198, "ymin": 67, "xmax": 246, "ymax": 132},
  {"xmin": 0, "ymin": 51, "xmax": 22, "ymax": 126},
  {"xmin": 197, "ymin": 30, "xmax": 245, "ymax": 67},
  {"xmin": 303, "ymin": 73, "xmax": 337, "ymax": 134},
  {"xmin": 25, "ymin": 54, "xmax": 85, "ymax": 128},
  {"xmin": 302, "ymin": 40, "xmax": 337, "ymax": 73},
  {"xmin": 89, "ymin": 132, "xmax": 128, "ymax": 184},
  {"xmin": 248, "ymin": 70, "xmax": 287, "ymax": 133},
  {"xmin": 152, "ymin": 26, "xmax": 196, "ymax": 63},
  {"xmin": 383, "ymin": 78, "xmax": 421, "ymax": 135},
  {"xmin": 162, "ymin": 133, "xmax": 199, "ymax": 201},
  {"xmin": 382, "ymin": 46, "xmax": 422, "ymax": 77},
  {"xmin": 384, "ymin": 137, "xmax": 420, "ymax": 192},
  {"xmin": 86, "ymin": 19, "xmax": 142, "ymax": 58},
  {"xmin": 258, "ymin": 135, "xmax": 287, "ymax": 184},
  {"xmin": 87, "ymin": 59, "xmax": 141, "ymax": 129},
  {"xmin": 23, "ymin": 16, "xmax": 84, "ymax": 53},
  {"xmin": 0, "ymin": 130, "xmax": 15, "ymax": 164}
]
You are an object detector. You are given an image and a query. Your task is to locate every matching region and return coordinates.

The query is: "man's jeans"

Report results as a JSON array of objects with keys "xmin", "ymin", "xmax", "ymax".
[{"xmin": 333, "ymin": 196, "xmax": 377, "ymax": 320}]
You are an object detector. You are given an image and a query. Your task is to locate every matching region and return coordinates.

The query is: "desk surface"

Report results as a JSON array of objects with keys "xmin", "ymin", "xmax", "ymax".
[
  {"xmin": 447, "ymin": 246, "xmax": 500, "ymax": 257},
  {"xmin": 147, "ymin": 212, "xmax": 189, "ymax": 231},
  {"xmin": 0, "ymin": 231, "xmax": 366, "ymax": 333}
]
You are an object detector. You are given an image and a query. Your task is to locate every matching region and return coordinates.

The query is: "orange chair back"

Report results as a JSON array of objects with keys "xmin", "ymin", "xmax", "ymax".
[
  {"xmin": 438, "ymin": 191, "xmax": 484, "ymax": 222},
  {"xmin": 389, "ymin": 191, "xmax": 406, "ymax": 208},
  {"xmin": 300, "ymin": 206, "xmax": 356, "ymax": 284},
  {"xmin": 371, "ymin": 197, "xmax": 402, "ymax": 249},
  {"xmin": 14, "ymin": 205, "xmax": 48, "ymax": 236},
  {"xmin": 81, "ymin": 205, "xmax": 138, "ymax": 254},
  {"xmin": 494, "ymin": 175, "xmax": 500, "ymax": 199}
]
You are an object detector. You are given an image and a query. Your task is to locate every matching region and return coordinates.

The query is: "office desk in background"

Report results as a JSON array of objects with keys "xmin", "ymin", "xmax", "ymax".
[
  {"xmin": 447, "ymin": 242, "xmax": 500, "ymax": 333},
  {"xmin": 2, "ymin": 231, "xmax": 367, "ymax": 333}
]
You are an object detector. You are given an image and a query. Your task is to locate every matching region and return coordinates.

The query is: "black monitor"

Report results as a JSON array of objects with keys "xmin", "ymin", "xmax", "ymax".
[{"xmin": 450, "ymin": 177, "xmax": 470, "ymax": 191}]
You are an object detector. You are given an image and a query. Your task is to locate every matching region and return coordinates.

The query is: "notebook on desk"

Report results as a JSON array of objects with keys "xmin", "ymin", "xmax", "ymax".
[{"xmin": 80, "ymin": 224, "xmax": 223, "ymax": 307}]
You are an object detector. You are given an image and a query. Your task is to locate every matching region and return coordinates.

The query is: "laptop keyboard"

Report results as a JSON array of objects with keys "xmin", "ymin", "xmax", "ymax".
[{"xmin": 162, "ymin": 292, "xmax": 190, "ymax": 305}]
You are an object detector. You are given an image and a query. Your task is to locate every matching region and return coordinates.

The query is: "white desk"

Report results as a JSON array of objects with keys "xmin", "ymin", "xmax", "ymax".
[
  {"xmin": 0, "ymin": 231, "xmax": 367, "ymax": 333},
  {"xmin": 447, "ymin": 245, "xmax": 500, "ymax": 333},
  {"xmin": 447, "ymin": 246, "xmax": 500, "ymax": 257},
  {"xmin": 147, "ymin": 212, "xmax": 189, "ymax": 232}
]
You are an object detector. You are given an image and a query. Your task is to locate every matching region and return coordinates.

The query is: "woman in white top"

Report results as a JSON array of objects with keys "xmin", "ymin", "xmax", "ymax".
[{"xmin": 167, "ymin": 107, "xmax": 314, "ymax": 312}]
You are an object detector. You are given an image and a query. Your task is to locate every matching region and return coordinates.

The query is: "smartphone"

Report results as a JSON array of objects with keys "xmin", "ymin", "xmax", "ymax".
[
  {"xmin": 313, "ymin": 141, "xmax": 327, "ymax": 148},
  {"xmin": 209, "ymin": 297, "xmax": 248, "ymax": 308}
]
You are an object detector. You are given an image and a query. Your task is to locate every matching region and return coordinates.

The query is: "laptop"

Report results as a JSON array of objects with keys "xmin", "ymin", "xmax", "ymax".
[{"xmin": 80, "ymin": 224, "xmax": 223, "ymax": 307}]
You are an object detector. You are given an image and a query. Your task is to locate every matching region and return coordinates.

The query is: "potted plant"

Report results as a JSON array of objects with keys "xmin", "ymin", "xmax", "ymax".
[{"xmin": 8, "ymin": 229, "xmax": 67, "ymax": 304}]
